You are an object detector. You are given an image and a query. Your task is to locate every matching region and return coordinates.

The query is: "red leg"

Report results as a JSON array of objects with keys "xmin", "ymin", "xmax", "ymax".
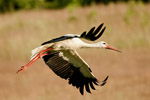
[
  {"xmin": 17, "ymin": 54, "xmax": 40, "ymax": 73},
  {"xmin": 17, "ymin": 48, "xmax": 52, "ymax": 74},
  {"xmin": 38, "ymin": 48, "xmax": 52, "ymax": 58}
]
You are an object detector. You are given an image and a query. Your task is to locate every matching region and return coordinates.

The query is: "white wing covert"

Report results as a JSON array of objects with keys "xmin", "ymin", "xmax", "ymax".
[{"xmin": 42, "ymin": 50, "xmax": 108, "ymax": 95}]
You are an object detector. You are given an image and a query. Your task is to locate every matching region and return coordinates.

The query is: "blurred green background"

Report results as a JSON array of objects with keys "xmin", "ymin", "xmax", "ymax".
[{"xmin": 0, "ymin": 0, "xmax": 150, "ymax": 12}]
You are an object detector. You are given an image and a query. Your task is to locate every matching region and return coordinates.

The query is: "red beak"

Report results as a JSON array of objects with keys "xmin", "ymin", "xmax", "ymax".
[{"xmin": 105, "ymin": 45, "xmax": 121, "ymax": 53}]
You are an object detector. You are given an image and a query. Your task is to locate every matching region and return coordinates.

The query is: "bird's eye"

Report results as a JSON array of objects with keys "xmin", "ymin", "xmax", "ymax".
[{"xmin": 103, "ymin": 42, "xmax": 106, "ymax": 45}]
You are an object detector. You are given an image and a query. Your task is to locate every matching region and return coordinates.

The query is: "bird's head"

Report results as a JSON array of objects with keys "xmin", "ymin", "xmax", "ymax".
[{"xmin": 98, "ymin": 41, "xmax": 121, "ymax": 52}]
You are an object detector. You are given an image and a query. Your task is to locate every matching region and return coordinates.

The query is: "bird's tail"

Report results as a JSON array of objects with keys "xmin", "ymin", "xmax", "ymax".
[
  {"xmin": 30, "ymin": 46, "xmax": 44, "ymax": 60},
  {"xmin": 30, "ymin": 43, "xmax": 54, "ymax": 60}
]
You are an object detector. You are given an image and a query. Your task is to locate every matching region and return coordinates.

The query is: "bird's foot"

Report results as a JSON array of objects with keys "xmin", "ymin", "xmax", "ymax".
[
  {"xmin": 17, "ymin": 66, "xmax": 27, "ymax": 73},
  {"xmin": 17, "ymin": 48, "xmax": 52, "ymax": 74},
  {"xmin": 17, "ymin": 54, "xmax": 40, "ymax": 74}
]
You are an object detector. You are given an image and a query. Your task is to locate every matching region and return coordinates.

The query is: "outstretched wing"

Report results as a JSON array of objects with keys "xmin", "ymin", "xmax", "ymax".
[
  {"xmin": 80, "ymin": 23, "xmax": 106, "ymax": 41},
  {"xmin": 41, "ymin": 23, "xmax": 106, "ymax": 45},
  {"xmin": 41, "ymin": 34, "xmax": 80, "ymax": 45},
  {"xmin": 43, "ymin": 50, "xmax": 108, "ymax": 95}
]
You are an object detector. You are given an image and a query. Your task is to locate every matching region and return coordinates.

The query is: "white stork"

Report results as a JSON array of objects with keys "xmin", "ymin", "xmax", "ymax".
[{"xmin": 17, "ymin": 23, "xmax": 121, "ymax": 95}]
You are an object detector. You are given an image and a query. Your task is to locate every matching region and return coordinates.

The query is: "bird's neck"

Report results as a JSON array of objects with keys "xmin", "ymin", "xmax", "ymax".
[{"xmin": 81, "ymin": 42, "xmax": 103, "ymax": 49}]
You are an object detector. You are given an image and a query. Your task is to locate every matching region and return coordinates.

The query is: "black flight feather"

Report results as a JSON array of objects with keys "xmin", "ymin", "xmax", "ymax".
[
  {"xmin": 42, "ymin": 52, "xmax": 108, "ymax": 95},
  {"xmin": 80, "ymin": 23, "xmax": 106, "ymax": 41}
]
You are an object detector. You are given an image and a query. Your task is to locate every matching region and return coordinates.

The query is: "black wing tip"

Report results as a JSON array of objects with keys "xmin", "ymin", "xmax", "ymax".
[
  {"xmin": 77, "ymin": 76, "xmax": 108, "ymax": 95},
  {"xmin": 91, "ymin": 26, "xmax": 96, "ymax": 30},
  {"xmin": 92, "ymin": 76, "xmax": 109, "ymax": 86},
  {"xmin": 80, "ymin": 31, "xmax": 86, "ymax": 37},
  {"xmin": 79, "ymin": 85, "xmax": 84, "ymax": 95},
  {"xmin": 79, "ymin": 76, "xmax": 109, "ymax": 95},
  {"xmin": 103, "ymin": 26, "xmax": 106, "ymax": 30},
  {"xmin": 100, "ymin": 76, "xmax": 109, "ymax": 86},
  {"xmin": 99, "ymin": 23, "xmax": 104, "ymax": 27},
  {"xmin": 85, "ymin": 83, "xmax": 91, "ymax": 94},
  {"xmin": 80, "ymin": 23, "xmax": 106, "ymax": 41}
]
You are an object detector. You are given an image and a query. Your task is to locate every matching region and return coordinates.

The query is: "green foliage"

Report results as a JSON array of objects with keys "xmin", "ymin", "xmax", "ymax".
[
  {"xmin": 77, "ymin": 0, "xmax": 95, "ymax": 6},
  {"xmin": 123, "ymin": 1, "xmax": 137, "ymax": 24},
  {"xmin": 44, "ymin": 0, "xmax": 71, "ymax": 9},
  {"xmin": 67, "ymin": 0, "xmax": 80, "ymax": 13},
  {"xmin": 87, "ymin": 9, "xmax": 97, "ymax": 20},
  {"xmin": 0, "ymin": 0, "xmax": 149, "ymax": 13},
  {"xmin": 123, "ymin": 1, "xmax": 150, "ymax": 28},
  {"xmin": 138, "ymin": 1, "xmax": 149, "ymax": 28},
  {"xmin": 0, "ymin": 0, "xmax": 43, "ymax": 12}
]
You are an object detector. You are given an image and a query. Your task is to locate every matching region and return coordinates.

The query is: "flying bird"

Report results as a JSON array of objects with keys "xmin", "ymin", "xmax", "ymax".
[{"xmin": 17, "ymin": 23, "xmax": 121, "ymax": 95}]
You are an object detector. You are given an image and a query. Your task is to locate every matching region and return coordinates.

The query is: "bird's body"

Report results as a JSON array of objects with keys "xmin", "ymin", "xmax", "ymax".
[
  {"xmin": 17, "ymin": 23, "xmax": 121, "ymax": 95},
  {"xmin": 31, "ymin": 36, "xmax": 102, "ymax": 80}
]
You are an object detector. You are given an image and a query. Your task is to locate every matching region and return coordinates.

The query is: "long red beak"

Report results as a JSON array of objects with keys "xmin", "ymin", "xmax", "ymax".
[{"xmin": 105, "ymin": 45, "xmax": 121, "ymax": 53}]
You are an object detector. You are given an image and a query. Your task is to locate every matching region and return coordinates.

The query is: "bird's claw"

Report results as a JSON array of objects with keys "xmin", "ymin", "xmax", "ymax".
[{"xmin": 16, "ymin": 48, "xmax": 52, "ymax": 74}]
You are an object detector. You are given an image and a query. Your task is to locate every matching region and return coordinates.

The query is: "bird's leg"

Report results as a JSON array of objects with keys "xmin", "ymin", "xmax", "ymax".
[
  {"xmin": 17, "ymin": 48, "xmax": 52, "ymax": 74},
  {"xmin": 38, "ymin": 48, "xmax": 52, "ymax": 58},
  {"xmin": 17, "ymin": 54, "xmax": 40, "ymax": 73}
]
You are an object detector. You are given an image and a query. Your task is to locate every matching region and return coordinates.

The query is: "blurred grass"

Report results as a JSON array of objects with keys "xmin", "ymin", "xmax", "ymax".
[{"xmin": 0, "ymin": 3, "xmax": 150, "ymax": 100}]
